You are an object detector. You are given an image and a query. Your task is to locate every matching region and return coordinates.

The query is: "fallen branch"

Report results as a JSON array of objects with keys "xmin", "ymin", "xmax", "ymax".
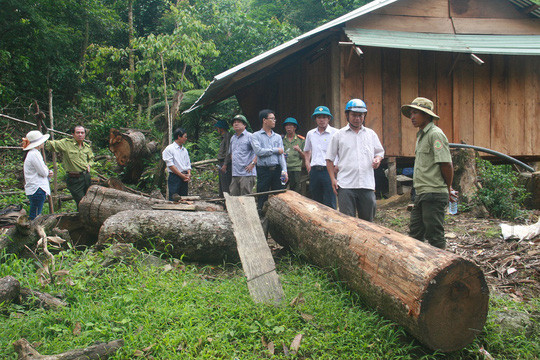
[{"xmin": 13, "ymin": 338, "xmax": 123, "ymax": 360}]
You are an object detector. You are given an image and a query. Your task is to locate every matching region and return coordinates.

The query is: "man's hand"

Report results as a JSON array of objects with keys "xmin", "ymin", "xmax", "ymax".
[
  {"xmin": 330, "ymin": 177, "xmax": 338, "ymax": 195},
  {"xmin": 293, "ymin": 145, "xmax": 302, "ymax": 153},
  {"xmin": 372, "ymin": 156, "xmax": 382, "ymax": 169},
  {"xmin": 277, "ymin": 148, "xmax": 284, "ymax": 154},
  {"xmin": 220, "ymin": 164, "xmax": 227, "ymax": 174},
  {"xmin": 245, "ymin": 162, "xmax": 255, "ymax": 172},
  {"xmin": 449, "ymin": 188, "xmax": 459, "ymax": 202}
]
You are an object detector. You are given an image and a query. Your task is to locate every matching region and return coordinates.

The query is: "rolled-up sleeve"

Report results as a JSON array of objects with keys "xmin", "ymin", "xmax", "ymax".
[{"xmin": 162, "ymin": 146, "xmax": 174, "ymax": 167}]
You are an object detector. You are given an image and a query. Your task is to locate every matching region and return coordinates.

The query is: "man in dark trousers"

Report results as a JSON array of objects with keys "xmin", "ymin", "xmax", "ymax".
[
  {"xmin": 46, "ymin": 125, "xmax": 94, "ymax": 208},
  {"xmin": 215, "ymin": 119, "xmax": 232, "ymax": 197},
  {"xmin": 401, "ymin": 97, "xmax": 457, "ymax": 249}
]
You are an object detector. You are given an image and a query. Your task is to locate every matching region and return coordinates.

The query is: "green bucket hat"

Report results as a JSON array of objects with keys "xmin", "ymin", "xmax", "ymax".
[
  {"xmin": 401, "ymin": 97, "xmax": 439, "ymax": 120},
  {"xmin": 311, "ymin": 106, "xmax": 333, "ymax": 120}
]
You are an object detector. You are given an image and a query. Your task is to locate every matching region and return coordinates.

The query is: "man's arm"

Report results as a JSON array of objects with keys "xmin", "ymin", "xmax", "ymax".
[
  {"xmin": 250, "ymin": 133, "xmax": 278, "ymax": 158},
  {"xmin": 326, "ymin": 159, "xmax": 338, "ymax": 195},
  {"xmin": 168, "ymin": 165, "xmax": 190, "ymax": 181},
  {"xmin": 440, "ymin": 162, "xmax": 456, "ymax": 201}
]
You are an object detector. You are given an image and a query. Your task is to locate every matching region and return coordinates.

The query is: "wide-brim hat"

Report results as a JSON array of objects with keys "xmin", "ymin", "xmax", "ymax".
[
  {"xmin": 231, "ymin": 114, "xmax": 248, "ymax": 125},
  {"xmin": 22, "ymin": 130, "xmax": 50, "ymax": 151},
  {"xmin": 401, "ymin": 97, "xmax": 439, "ymax": 120}
]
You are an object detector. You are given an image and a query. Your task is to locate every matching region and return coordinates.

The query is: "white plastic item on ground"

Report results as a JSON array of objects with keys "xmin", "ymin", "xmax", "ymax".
[{"xmin": 500, "ymin": 217, "xmax": 540, "ymax": 241}]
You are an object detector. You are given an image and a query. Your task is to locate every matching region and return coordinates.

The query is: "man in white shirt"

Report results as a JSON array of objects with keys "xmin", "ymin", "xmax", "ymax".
[
  {"xmin": 304, "ymin": 106, "xmax": 337, "ymax": 209},
  {"xmin": 162, "ymin": 127, "xmax": 191, "ymax": 200},
  {"xmin": 326, "ymin": 99, "xmax": 384, "ymax": 222}
]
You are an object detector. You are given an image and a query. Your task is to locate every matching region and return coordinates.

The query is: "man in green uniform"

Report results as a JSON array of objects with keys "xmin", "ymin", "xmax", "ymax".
[
  {"xmin": 46, "ymin": 125, "xmax": 94, "ymax": 207},
  {"xmin": 282, "ymin": 117, "xmax": 305, "ymax": 193},
  {"xmin": 401, "ymin": 97, "xmax": 457, "ymax": 249}
]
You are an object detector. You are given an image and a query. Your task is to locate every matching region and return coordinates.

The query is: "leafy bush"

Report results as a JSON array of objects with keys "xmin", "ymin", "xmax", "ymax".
[{"xmin": 474, "ymin": 159, "xmax": 529, "ymax": 219}]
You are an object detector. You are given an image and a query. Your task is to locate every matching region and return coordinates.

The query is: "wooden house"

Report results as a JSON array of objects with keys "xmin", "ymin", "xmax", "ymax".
[{"xmin": 190, "ymin": 0, "xmax": 540, "ymax": 163}]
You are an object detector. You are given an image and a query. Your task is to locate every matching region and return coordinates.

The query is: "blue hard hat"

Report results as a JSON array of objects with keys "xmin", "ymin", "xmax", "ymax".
[
  {"xmin": 215, "ymin": 120, "xmax": 229, "ymax": 129},
  {"xmin": 345, "ymin": 99, "xmax": 367, "ymax": 113},
  {"xmin": 311, "ymin": 106, "xmax": 333, "ymax": 119},
  {"xmin": 283, "ymin": 117, "xmax": 298, "ymax": 127}
]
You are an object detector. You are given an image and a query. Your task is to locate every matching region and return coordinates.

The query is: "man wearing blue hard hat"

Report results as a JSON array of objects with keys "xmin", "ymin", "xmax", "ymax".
[
  {"xmin": 282, "ymin": 117, "xmax": 305, "ymax": 193},
  {"xmin": 326, "ymin": 98, "xmax": 384, "ymax": 222},
  {"xmin": 215, "ymin": 119, "xmax": 232, "ymax": 197},
  {"xmin": 303, "ymin": 105, "xmax": 338, "ymax": 209}
]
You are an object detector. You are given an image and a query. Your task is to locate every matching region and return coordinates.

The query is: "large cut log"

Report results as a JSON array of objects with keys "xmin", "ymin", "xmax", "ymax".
[
  {"xmin": 79, "ymin": 185, "xmax": 223, "ymax": 230},
  {"xmin": 264, "ymin": 191, "xmax": 489, "ymax": 352},
  {"xmin": 13, "ymin": 338, "xmax": 123, "ymax": 360},
  {"xmin": 97, "ymin": 210, "xmax": 239, "ymax": 263},
  {"xmin": 108, "ymin": 128, "xmax": 157, "ymax": 183}
]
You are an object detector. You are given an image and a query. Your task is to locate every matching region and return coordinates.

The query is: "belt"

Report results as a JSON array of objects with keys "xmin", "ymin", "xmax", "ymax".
[
  {"xmin": 68, "ymin": 171, "xmax": 87, "ymax": 178},
  {"xmin": 257, "ymin": 165, "xmax": 278, "ymax": 171},
  {"xmin": 311, "ymin": 166, "xmax": 327, "ymax": 171}
]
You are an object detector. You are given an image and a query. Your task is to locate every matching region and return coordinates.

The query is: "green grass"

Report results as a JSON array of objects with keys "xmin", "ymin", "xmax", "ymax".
[{"xmin": 0, "ymin": 249, "xmax": 538, "ymax": 359}]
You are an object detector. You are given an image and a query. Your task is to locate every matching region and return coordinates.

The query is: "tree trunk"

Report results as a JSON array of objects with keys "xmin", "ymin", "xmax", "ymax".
[
  {"xmin": 97, "ymin": 210, "xmax": 239, "ymax": 263},
  {"xmin": 108, "ymin": 129, "xmax": 156, "ymax": 183},
  {"xmin": 264, "ymin": 191, "xmax": 489, "ymax": 352},
  {"xmin": 19, "ymin": 288, "xmax": 68, "ymax": 310},
  {"xmin": 451, "ymin": 148, "xmax": 478, "ymax": 203},
  {"xmin": 79, "ymin": 186, "xmax": 224, "ymax": 230},
  {"xmin": 0, "ymin": 276, "xmax": 20, "ymax": 305},
  {"xmin": 13, "ymin": 338, "xmax": 123, "ymax": 360}
]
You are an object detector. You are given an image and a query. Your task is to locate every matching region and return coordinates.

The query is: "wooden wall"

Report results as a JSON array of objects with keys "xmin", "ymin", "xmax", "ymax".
[
  {"xmin": 340, "ymin": 45, "xmax": 540, "ymax": 157},
  {"xmin": 236, "ymin": 38, "xmax": 336, "ymax": 135}
]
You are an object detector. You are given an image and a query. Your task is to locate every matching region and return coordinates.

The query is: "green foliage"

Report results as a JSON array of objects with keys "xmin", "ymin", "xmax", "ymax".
[
  {"xmin": 474, "ymin": 159, "xmax": 529, "ymax": 220},
  {"xmin": 185, "ymin": 132, "xmax": 221, "ymax": 162}
]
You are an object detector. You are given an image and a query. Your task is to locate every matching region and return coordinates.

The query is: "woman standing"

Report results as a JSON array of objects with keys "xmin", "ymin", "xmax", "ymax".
[{"xmin": 22, "ymin": 130, "xmax": 52, "ymax": 220}]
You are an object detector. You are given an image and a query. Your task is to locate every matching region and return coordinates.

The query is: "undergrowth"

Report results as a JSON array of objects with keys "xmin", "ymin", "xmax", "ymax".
[{"xmin": 0, "ymin": 249, "xmax": 537, "ymax": 359}]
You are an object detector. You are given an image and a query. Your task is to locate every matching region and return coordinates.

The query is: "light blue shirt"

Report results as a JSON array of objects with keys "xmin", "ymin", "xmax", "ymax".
[
  {"xmin": 251, "ymin": 129, "xmax": 287, "ymax": 172},
  {"xmin": 229, "ymin": 130, "xmax": 257, "ymax": 177}
]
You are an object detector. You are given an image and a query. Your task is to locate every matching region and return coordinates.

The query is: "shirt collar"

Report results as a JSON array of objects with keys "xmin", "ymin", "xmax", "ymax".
[
  {"xmin": 315, "ymin": 126, "xmax": 331, "ymax": 135},
  {"xmin": 344, "ymin": 124, "xmax": 365, "ymax": 133}
]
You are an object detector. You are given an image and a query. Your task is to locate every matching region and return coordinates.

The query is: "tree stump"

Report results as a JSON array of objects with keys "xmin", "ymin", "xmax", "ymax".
[
  {"xmin": 451, "ymin": 148, "xmax": 478, "ymax": 203},
  {"xmin": 264, "ymin": 191, "xmax": 489, "ymax": 352},
  {"xmin": 0, "ymin": 276, "xmax": 20, "ymax": 305},
  {"xmin": 108, "ymin": 128, "xmax": 156, "ymax": 183}
]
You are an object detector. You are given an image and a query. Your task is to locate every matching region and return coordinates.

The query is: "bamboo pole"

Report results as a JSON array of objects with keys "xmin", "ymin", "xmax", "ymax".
[
  {"xmin": 49, "ymin": 89, "xmax": 59, "ymax": 209},
  {"xmin": 33, "ymin": 101, "xmax": 54, "ymax": 214},
  {"xmin": 0, "ymin": 114, "xmax": 89, "ymax": 142}
]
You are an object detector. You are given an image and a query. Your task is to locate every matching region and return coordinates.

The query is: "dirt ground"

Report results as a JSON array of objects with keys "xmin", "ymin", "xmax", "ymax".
[{"xmin": 375, "ymin": 195, "xmax": 540, "ymax": 302}]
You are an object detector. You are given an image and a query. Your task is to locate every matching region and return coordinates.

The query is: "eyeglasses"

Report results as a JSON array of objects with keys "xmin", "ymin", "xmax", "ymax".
[{"xmin": 266, "ymin": 118, "xmax": 276, "ymax": 121}]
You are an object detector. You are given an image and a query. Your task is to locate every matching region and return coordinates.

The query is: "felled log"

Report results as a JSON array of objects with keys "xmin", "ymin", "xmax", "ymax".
[
  {"xmin": 264, "ymin": 191, "xmax": 489, "ymax": 352},
  {"xmin": 13, "ymin": 338, "xmax": 123, "ymax": 360},
  {"xmin": 79, "ymin": 185, "xmax": 224, "ymax": 230},
  {"xmin": 108, "ymin": 128, "xmax": 157, "ymax": 183},
  {"xmin": 0, "ymin": 276, "xmax": 20, "ymax": 305},
  {"xmin": 97, "ymin": 210, "xmax": 239, "ymax": 263}
]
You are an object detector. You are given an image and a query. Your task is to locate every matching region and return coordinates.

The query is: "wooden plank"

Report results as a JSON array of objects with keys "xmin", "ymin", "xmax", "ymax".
[
  {"xmin": 348, "ymin": 15, "xmax": 455, "ymax": 34},
  {"xmin": 224, "ymin": 193, "xmax": 284, "ymax": 305},
  {"xmin": 453, "ymin": 58, "xmax": 475, "ymax": 145},
  {"xmin": 435, "ymin": 53, "xmax": 453, "ymax": 141},
  {"xmin": 449, "ymin": 0, "xmax": 530, "ymax": 19},
  {"xmin": 373, "ymin": 0, "xmax": 449, "ymax": 17},
  {"xmin": 382, "ymin": 48, "xmax": 402, "ymax": 156},
  {"xmin": 506, "ymin": 56, "xmax": 526, "ymax": 157},
  {"xmin": 340, "ymin": 37, "xmax": 365, "ymax": 129},
  {"xmin": 490, "ymin": 55, "xmax": 509, "ymax": 154},
  {"xmin": 387, "ymin": 157, "xmax": 397, "ymax": 197},
  {"xmin": 363, "ymin": 47, "xmax": 383, "ymax": 137},
  {"xmin": 330, "ymin": 38, "xmax": 342, "ymax": 128},
  {"xmin": 473, "ymin": 56, "xmax": 492, "ymax": 148},
  {"xmin": 523, "ymin": 56, "xmax": 540, "ymax": 155},
  {"xmin": 418, "ymin": 51, "xmax": 437, "ymax": 104},
  {"xmin": 400, "ymin": 49, "xmax": 418, "ymax": 157},
  {"xmin": 452, "ymin": 18, "xmax": 540, "ymax": 35}
]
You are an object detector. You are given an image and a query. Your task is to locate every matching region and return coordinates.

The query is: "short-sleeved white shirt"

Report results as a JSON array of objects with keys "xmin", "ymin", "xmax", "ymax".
[
  {"xmin": 325, "ymin": 124, "xmax": 384, "ymax": 190},
  {"xmin": 304, "ymin": 125, "xmax": 337, "ymax": 166}
]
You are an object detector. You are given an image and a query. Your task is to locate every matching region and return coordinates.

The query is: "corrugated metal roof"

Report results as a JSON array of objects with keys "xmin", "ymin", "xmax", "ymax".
[
  {"xmin": 187, "ymin": 0, "xmax": 540, "ymax": 112},
  {"xmin": 345, "ymin": 28, "xmax": 540, "ymax": 55}
]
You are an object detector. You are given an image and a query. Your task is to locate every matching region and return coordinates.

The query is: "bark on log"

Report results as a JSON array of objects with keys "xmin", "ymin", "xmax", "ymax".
[
  {"xmin": 13, "ymin": 338, "xmax": 123, "ymax": 360},
  {"xmin": 0, "ymin": 276, "xmax": 20, "ymax": 305},
  {"xmin": 80, "ymin": 186, "xmax": 224, "ymax": 230},
  {"xmin": 97, "ymin": 210, "xmax": 239, "ymax": 263},
  {"xmin": 451, "ymin": 148, "xmax": 478, "ymax": 202},
  {"xmin": 264, "ymin": 191, "xmax": 489, "ymax": 352}
]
